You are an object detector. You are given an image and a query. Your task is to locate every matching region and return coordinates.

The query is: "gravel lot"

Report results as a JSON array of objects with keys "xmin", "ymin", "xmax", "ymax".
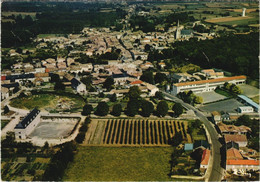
[
  {"xmin": 29, "ymin": 121, "xmax": 77, "ymax": 139},
  {"xmin": 199, "ymin": 98, "xmax": 244, "ymax": 113},
  {"xmin": 196, "ymin": 91, "xmax": 226, "ymax": 103}
]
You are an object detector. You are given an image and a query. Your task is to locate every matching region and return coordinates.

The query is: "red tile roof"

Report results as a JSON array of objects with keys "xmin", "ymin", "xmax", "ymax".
[
  {"xmin": 130, "ymin": 80, "xmax": 143, "ymax": 85},
  {"xmin": 201, "ymin": 149, "xmax": 210, "ymax": 165},
  {"xmin": 174, "ymin": 75, "xmax": 246, "ymax": 87},
  {"xmin": 224, "ymin": 134, "xmax": 247, "ymax": 143},
  {"xmin": 226, "ymin": 160, "xmax": 259, "ymax": 166},
  {"xmin": 1, "ymin": 76, "xmax": 6, "ymax": 81},
  {"xmin": 227, "ymin": 148, "xmax": 243, "ymax": 160}
]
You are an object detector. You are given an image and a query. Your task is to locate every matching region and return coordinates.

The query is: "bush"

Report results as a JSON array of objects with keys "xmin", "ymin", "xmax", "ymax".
[
  {"xmin": 111, "ymin": 104, "xmax": 122, "ymax": 116},
  {"xmin": 95, "ymin": 102, "xmax": 109, "ymax": 116}
]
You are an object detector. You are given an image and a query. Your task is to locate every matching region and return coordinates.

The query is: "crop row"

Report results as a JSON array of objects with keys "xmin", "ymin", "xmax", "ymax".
[{"xmin": 102, "ymin": 119, "xmax": 188, "ymax": 145}]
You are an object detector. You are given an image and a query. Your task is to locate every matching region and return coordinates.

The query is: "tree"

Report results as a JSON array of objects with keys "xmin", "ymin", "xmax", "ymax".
[
  {"xmin": 111, "ymin": 104, "xmax": 122, "ymax": 116},
  {"xmin": 154, "ymin": 72, "xmax": 167, "ymax": 84},
  {"xmin": 140, "ymin": 100, "xmax": 154, "ymax": 117},
  {"xmin": 128, "ymin": 86, "xmax": 141, "ymax": 101},
  {"xmin": 172, "ymin": 103, "xmax": 183, "ymax": 117},
  {"xmin": 82, "ymin": 104, "xmax": 93, "ymax": 116},
  {"xmin": 54, "ymin": 82, "xmax": 65, "ymax": 90},
  {"xmin": 235, "ymin": 115, "xmax": 250, "ymax": 126},
  {"xmin": 103, "ymin": 77, "xmax": 114, "ymax": 91},
  {"xmin": 44, "ymin": 141, "xmax": 49, "ymax": 149},
  {"xmin": 194, "ymin": 96, "xmax": 203, "ymax": 104},
  {"xmin": 75, "ymin": 132, "xmax": 85, "ymax": 143},
  {"xmin": 155, "ymin": 91, "xmax": 164, "ymax": 100},
  {"xmin": 110, "ymin": 93, "xmax": 117, "ymax": 102},
  {"xmin": 50, "ymin": 74, "xmax": 60, "ymax": 83},
  {"xmin": 192, "ymin": 119, "xmax": 202, "ymax": 128},
  {"xmin": 4, "ymin": 105, "xmax": 9, "ymax": 114},
  {"xmin": 95, "ymin": 102, "xmax": 109, "ymax": 116},
  {"xmin": 125, "ymin": 100, "xmax": 139, "ymax": 117},
  {"xmin": 140, "ymin": 71, "xmax": 154, "ymax": 84},
  {"xmin": 157, "ymin": 100, "xmax": 168, "ymax": 117},
  {"xmin": 231, "ymin": 85, "xmax": 242, "ymax": 94}
]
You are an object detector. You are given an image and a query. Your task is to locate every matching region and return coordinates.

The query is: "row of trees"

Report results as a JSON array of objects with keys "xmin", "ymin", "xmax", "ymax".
[
  {"xmin": 82, "ymin": 87, "xmax": 183, "ymax": 117},
  {"xmin": 177, "ymin": 90, "xmax": 203, "ymax": 105},
  {"xmin": 223, "ymin": 82, "xmax": 242, "ymax": 94},
  {"xmin": 75, "ymin": 117, "xmax": 91, "ymax": 143}
]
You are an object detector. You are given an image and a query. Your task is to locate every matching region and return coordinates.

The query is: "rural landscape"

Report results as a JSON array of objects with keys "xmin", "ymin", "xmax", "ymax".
[{"xmin": 1, "ymin": 0, "xmax": 259, "ymax": 181}]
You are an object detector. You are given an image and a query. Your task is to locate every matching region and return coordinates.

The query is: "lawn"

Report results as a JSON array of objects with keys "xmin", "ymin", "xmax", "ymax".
[
  {"xmin": 1, "ymin": 120, "xmax": 10, "ymax": 129},
  {"xmin": 215, "ymin": 88, "xmax": 234, "ymax": 98},
  {"xmin": 251, "ymin": 95, "xmax": 259, "ymax": 104},
  {"xmin": 63, "ymin": 146, "xmax": 173, "ymax": 181},
  {"xmin": 10, "ymin": 92, "xmax": 85, "ymax": 112}
]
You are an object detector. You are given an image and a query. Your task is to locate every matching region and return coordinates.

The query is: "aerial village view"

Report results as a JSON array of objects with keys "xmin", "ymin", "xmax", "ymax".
[{"xmin": 1, "ymin": 0, "xmax": 259, "ymax": 181}]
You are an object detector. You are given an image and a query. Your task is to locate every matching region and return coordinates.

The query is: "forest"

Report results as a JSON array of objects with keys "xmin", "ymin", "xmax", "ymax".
[
  {"xmin": 147, "ymin": 32, "xmax": 258, "ymax": 79},
  {"xmin": 1, "ymin": 2, "xmax": 126, "ymax": 48}
]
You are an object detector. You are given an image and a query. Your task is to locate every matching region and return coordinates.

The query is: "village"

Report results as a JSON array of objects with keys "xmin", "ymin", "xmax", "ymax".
[{"xmin": 1, "ymin": 1, "xmax": 259, "ymax": 181}]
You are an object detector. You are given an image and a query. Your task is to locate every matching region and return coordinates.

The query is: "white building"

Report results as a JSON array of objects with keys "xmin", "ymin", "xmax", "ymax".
[
  {"xmin": 226, "ymin": 160, "xmax": 259, "ymax": 171},
  {"xmin": 14, "ymin": 108, "xmax": 41, "ymax": 139},
  {"xmin": 171, "ymin": 75, "xmax": 246, "ymax": 95},
  {"xmin": 1, "ymin": 87, "xmax": 9, "ymax": 100},
  {"xmin": 71, "ymin": 78, "xmax": 87, "ymax": 95},
  {"xmin": 238, "ymin": 106, "xmax": 254, "ymax": 114}
]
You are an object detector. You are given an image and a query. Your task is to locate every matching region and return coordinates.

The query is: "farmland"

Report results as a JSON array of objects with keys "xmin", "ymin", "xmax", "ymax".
[
  {"xmin": 206, "ymin": 16, "xmax": 253, "ymax": 23},
  {"xmin": 86, "ymin": 119, "xmax": 192, "ymax": 146},
  {"xmin": 63, "ymin": 146, "xmax": 173, "ymax": 181}
]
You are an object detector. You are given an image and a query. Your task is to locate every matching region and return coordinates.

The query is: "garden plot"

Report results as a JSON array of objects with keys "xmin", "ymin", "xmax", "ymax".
[
  {"xmin": 87, "ymin": 119, "xmax": 192, "ymax": 146},
  {"xmin": 196, "ymin": 91, "xmax": 226, "ymax": 103},
  {"xmin": 29, "ymin": 117, "xmax": 79, "ymax": 139}
]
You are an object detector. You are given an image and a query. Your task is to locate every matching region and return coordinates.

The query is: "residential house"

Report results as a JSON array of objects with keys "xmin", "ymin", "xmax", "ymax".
[
  {"xmin": 71, "ymin": 78, "xmax": 87, "ymax": 95},
  {"xmin": 224, "ymin": 134, "xmax": 248, "ymax": 147},
  {"xmin": 112, "ymin": 72, "xmax": 129, "ymax": 85},
  {"xmin": 217, "ymin": 123, "xmax": 251, "ymax": 135},
  {"xmin": 200, "ymin": 149, "xmax": 211, "ymax": 172},
  {"xmin": 1, "ymin": 87, "xmax": 9, "ymax": 100},
  {"xmin": 212, "ymin": 111, "xmax": 221, "ymax": 124}
]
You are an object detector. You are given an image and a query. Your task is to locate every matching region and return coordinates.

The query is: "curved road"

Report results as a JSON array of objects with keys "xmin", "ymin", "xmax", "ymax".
[{"xmin": 162, "ymin": 91, "xmax": 224, "ymax": 181}]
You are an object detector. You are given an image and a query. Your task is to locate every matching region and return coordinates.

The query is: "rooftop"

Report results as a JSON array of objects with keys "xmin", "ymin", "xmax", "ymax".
[
  {"xmin": 226, "ymin": 159, "xmax": 259, "ymax": 166},
  {"xmin": 238, "ymin": 95, "xmax": 259, "ymax": 110},
  {"xmin": 15, "ymin": 108, "xmax": 40, "ymax": 129},
  {"xmin": 174, "ymin": 75, "xmax": 246, "ymax": 87},
  {"xmin": 224, "ymin": 134, "xmax": 247, "ymax": 143},
  {"xmin": 201, "ymin": 149, "xmax": 210, "ymax": 165},
  {"xmin": 227, "ymin": 148, "xmax": 243, "ymax": 160}
]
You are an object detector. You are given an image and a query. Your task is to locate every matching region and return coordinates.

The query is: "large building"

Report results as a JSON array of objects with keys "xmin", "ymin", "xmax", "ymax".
[
  {"xmin": 171, "ymin": 75, "xmax": 246, "ymax": 95},
  {"xmin": 14, "ymin": 108, "xmax": 41, "ymax": 139}
]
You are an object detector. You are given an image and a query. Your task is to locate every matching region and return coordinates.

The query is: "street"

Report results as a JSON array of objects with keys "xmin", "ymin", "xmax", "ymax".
[{"xmin": 162, "ymin": 91, "xmax": 224, "ymax": 181}]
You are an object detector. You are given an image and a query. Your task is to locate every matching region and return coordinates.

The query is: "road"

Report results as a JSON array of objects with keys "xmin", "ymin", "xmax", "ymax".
[{"xmin": 162, "ymin": 91, "xmax": 224, "ymax": 181}]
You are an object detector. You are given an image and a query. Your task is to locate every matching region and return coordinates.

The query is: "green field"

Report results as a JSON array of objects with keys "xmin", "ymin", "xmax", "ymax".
[
  {"xmin": 10, "ymin": 92, "xmax": 85, "ymax": 112},
  {"xmin": 63, "ymin": 146, "xmax": 173, "ymax": 181}
]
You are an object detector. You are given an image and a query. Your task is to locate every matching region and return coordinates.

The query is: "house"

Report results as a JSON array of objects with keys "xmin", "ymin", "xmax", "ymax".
[
  {"xmin": 226, "ymin": 141, "xmax": 239, "ymax": 150},
  {"xmin": 171, "ymin": 75, "xmax": 246, "ymax": 95},
  {"xmin": 184, "ymin": 143, "xmax": 194, "ymax": 151},
  {"xmin": 217, "ymin": 123, "xmax": 251, "ymax": 135},
  {"xmin": 71, "ymin": 78, "xmax": 87, "ymax": 95},
  {"xmin": 238, "ymin": 106, "xmax": 254, "ymax": 114},
  {"xmin": 14, "ymin": 108, "xmax": 41, "ymax": 139},
  {"xmin": 81, "ymin": 63, "xmax": 93, "ymax": 72},
  {"xmin": 224, "ymin": 134, "xmax": 248, "ymax": 147},
  {"xmin": 194, "ymin": 140, "xmax": 210, "ymax": 150},
  {"xmin": 142, "ymin": 82, "xmax": 159, "ymax": 96},
  {"xmin": 1, "ymin": 87, "xmax": 9, "ymax": 100},
  {"xmin": 200, "ymin": 149, "xmax": 211, "ymax": 172},
  {"xmin": 201, "ymin": 69, "xmax": 224, "ymax": 78},
  {"xmin": 212, "ymin": 111, "xmax": 221, "ymax": 124},
  {"xmin": 226, "ymin": 148, "xmax": 243, "ymax": 160},
  {"xmin": 112, "ymin": 72, "xmax": 129, "ymax": 85}
]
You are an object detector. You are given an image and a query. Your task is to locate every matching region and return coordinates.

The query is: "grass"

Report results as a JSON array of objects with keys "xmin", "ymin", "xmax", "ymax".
[
  {"xmin": 63, "ymin": 146, "xmax": 173, "ymax": 181},
  {"xmin": 10, "ymin": 93, "xmax": 85, "ymax": 112},
  {"xmin": 215, "ymin": 88, "xmax": 234, "ymax": 98},
  {"xmin": 1, "ymin": 120, "xmax": 10, "ymax": 129},
  {"xmin": 37, "ymin": 34, "xmax": 65, "ymax": 38},
  {"xmin": 251, "ymin": 95, "xmax": 259, "ymax": 104}
]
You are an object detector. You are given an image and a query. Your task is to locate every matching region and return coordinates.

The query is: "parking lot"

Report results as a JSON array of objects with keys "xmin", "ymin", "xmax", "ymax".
[
  {"xmin": 199, "ymin": 98, "xmax": 244, "ymax": 113},
  {"xmin": 196, "ymin": 91, "xmax": 227, "ymax": 104}
]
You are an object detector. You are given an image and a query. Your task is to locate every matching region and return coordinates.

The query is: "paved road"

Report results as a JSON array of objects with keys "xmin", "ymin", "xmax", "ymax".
[{"xmin": 162, "ymin": 91, "xmax": 224, "ymax": 182}]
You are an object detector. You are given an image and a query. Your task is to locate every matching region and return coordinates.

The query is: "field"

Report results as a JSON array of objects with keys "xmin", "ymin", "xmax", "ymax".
[
  {"xmin": 206, "ymin": 16, "xmax": 253, "ymax": 23},
  {"xmin": 86, "ymin": 119, "xmax": 192, "ymax": 146},
  {"xmin": 10, "ymin": 92, "xmax": 85, "ymax": 112},
  {"xmin": 63, "ymin": 146, "xmax": 173, "ymax": 181},
  {"xmin": 1, "ymin": 157, "xmax": 50, "ymax": 181}
]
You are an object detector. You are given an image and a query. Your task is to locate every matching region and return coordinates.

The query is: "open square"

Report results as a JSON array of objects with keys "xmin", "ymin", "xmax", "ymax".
[{"xmin": 196, "ymin": 91, "xmax": 227, "ymax": 104}]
